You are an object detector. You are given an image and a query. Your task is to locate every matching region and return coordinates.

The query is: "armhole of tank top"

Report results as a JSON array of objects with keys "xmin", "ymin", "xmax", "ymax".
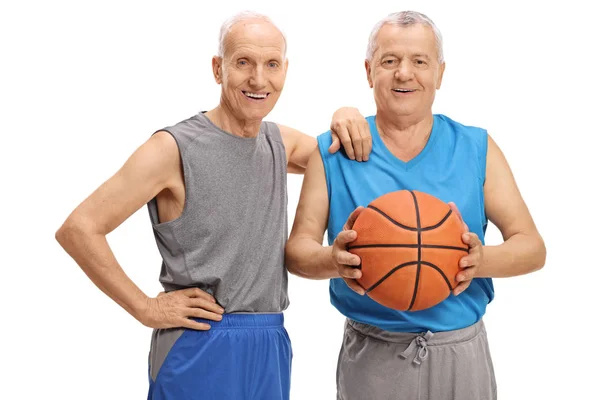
[
  {"xmin": 479, "ymin": 130, "xmax": 489, "ymax": 186},
  {"xmin": 265, "ymin": 121, "xmax": 283, "ymax": 142},
  {"xmin": 148, "ymin": 128, "xmax": 190, "ymax": 230},
  {"xmin": 479, "ymin": 129, "xmax": 489, "ymax": 227}
]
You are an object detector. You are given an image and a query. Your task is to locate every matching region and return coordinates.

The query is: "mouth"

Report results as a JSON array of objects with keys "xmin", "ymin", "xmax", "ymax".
[
  {"xmin": 392, "ymin": 88, "xmax": 417, "ymax": 94},
  {"xmin": 242, "ymin": 91, "xmax": 270, "ymax": 101}
]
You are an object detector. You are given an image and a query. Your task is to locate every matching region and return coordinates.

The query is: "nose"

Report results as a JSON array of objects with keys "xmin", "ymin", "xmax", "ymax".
[
  {"xmin": 248, "ymin": 66, "xmax": 266, "ymax": 89},
  {"xmin": 394, "ymin": 59, "xmax": 414, "ymax": 82}
]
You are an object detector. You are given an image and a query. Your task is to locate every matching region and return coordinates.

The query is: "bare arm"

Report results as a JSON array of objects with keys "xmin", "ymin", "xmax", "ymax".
[
  {"xmin": 278, "ymin": 124, "xmax": 318, "ymax": 174},
  {"xmin": 285, "ymin": 149, "xmax": 364, "ymax": 292},
  {"xmin": 477, "ymin": 135, "xmax": 546, "ymax": 278},
  {"xmin": 277, "ymin": 106, "xmax": 373, "ymax": 174},
  {"xmin": 55, "ymin": 131, "xmax": 223, "ymax": 329}
]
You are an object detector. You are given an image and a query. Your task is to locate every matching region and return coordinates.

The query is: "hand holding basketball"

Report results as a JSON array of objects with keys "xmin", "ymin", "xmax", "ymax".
[
  {"xmin": 332, "ymin": 206, "xmax": 366, "ymax": 295},
  {"xmin": 448, "ymin": 202, "xmax": 484, "ymax": 296}
]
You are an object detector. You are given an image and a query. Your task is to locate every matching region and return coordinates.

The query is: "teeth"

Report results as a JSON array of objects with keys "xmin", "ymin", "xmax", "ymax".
[
  {"xmin": 394, "ymin": 89, "xmax": 413, "ymax": 92},
  {"xmin": 244, "ymin": 91, "xmax": 268, "ymax": 99}
]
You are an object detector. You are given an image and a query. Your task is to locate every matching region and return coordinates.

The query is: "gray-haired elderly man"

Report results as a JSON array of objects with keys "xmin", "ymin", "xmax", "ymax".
[
  {"xmin": 55, "ymin": 11, "xmax": 371, "ymax": 400},
  {"xmin": 286, "ymin": 10, "xmax": 545, "ymax": 400}
]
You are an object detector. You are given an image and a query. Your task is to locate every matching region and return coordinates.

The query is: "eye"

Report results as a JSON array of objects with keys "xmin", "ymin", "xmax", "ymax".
[
  {"xmin": 268, "ymin": 61, "xmax": 279, "ymax": 68},
  {"xmin": 382, "ymin": 58, "xmax": 398, "ymax": 67},
  {"xmin": 415, "ymin": 59, "xmax": 427, "ymax": 66},
  {"xmin": 238, "ymin": 59, "xmax": 249, "ymax": 66}
]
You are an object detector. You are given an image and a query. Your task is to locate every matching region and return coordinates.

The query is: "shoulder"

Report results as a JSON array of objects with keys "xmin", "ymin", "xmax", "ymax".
[{"xmin": 435, "ymin": 114, "xmax": 488, "ymax": 153}]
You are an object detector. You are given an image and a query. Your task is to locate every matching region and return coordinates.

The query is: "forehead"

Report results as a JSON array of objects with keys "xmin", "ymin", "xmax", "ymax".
[
  {"xmin": 224, "ymin": 19, "xmax": 285, "ymax": 58},
  {"xmin": 374, "ymin": 23, "xmax": 438, "ymax": 58}
]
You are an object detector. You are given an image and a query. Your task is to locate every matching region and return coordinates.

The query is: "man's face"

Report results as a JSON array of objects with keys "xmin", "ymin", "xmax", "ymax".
[
  {"xmin": 213, "ymin": 19, "xmax": 287, "ymax": 122},
  {"xmin": 366, "ymin": 23, "xmax": 445, "ymax": 120}
]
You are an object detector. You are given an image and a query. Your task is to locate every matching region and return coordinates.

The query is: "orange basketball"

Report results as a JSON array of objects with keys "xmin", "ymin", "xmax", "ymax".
[{"xmin": 348, "ymin": 190, "xmax": 468, "ymax": 311}]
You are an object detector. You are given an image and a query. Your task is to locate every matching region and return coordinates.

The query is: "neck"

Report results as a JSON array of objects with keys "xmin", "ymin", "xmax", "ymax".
[
  {"xmin": 375, "ymin": 112, "xmax": 434, "ymax": 161},
  {"xmin": 205, "ymin": 103, "xmax": 262, "ymax": 138}
]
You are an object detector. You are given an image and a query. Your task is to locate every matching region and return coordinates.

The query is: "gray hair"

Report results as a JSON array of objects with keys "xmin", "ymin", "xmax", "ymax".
[
  {"xmin": 366, "ymin": 11, "xmax": 444, "ymax": 63},
  {"xmin": 217, "ymin": 11, "xmax": 287, "ymax": 58}
]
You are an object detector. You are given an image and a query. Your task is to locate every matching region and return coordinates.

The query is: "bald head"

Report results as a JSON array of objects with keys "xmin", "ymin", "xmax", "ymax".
[{"xmin": 218, "ymin": 11, "xmax": 287, "ymax": 59}]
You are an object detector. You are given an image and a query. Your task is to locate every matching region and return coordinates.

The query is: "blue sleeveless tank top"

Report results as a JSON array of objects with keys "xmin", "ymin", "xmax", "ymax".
[{"xmin": 317, "ymin": 114, "xmax": 494, "ymax": 332}]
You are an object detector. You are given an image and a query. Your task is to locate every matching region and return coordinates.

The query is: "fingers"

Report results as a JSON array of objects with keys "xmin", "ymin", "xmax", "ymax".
[
  {"xmin": 187, "ymin": 297, "xmax": 225, "ymax": 315},
  {"xmin": 328, "ymin": 135, "xmax": 341, "ymax": 154},
  {"xmin": 335, "ymin": 250, "xmax": 361, "ymax": 269},
  {"xmin": 347, "ymin": 123, "xmax": 364, "ymax": 161},
  {"xmin": 181, "ymin": 287, "xmax": 216, "ymax": 303},
  {"xmin": 178, "ymin": 317, "xmax": 212, "ymax": 331},
  {"xmin": 343, "ymin": 277, "xmax": 365, "ymax": 295},
  {"xmin": 455, "ymin": 265, "xmax": 476, "ymax": 283},
  {"xmin": 343, "ymin": 206, "xmax": 365, "ymax": 231},
  {"xmin": 358, "ymin": 119, "xmax": 372, "ymax": 161},
  {"xmin": 335, "ymin": 230, "xmax": 358, "ymax": 248},
  {"xmin": 452, "ymin": 281, "xmax": 470, "ymax": 296},
  {"xmin": 461, "ymin": 232, "xmax": 481, "ymax": 248},
  {"xmin": 186, "ymin": 307, "xmax": 224, "ymax": 322},
  {"xmin": 334, "ymin": 125, "xmax": 355, "ymax": 160}
]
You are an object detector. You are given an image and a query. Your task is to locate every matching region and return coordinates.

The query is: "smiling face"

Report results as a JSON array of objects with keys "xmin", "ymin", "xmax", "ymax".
[
  {"xmin": 212, "ymin": 18, "xmax": 288, "ymax": 123},
  {"xmin": 366, "ymin": 23, "xmax": 445, "ymax": 120}
]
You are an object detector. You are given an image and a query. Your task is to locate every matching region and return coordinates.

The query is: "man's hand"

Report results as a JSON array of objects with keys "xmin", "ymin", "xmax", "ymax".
[
  {"xmin": 449, "ymin": 202, "xmax": 484, "ymax": 296},
  {"xmin": 332, "ymin": 206, "xmax": 366, "ymax": 295},
  {"xmin": 329, "ymin": 107, "xmax": 372, "ymax": 162},
  {"xmin": 140, "ymin": 288, "xmax": 225, "ymax": 330}
]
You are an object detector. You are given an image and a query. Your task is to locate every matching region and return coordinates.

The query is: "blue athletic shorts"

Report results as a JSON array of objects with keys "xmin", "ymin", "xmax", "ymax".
[{"xmin": 147, "ymin": 313, "xmax": 292, "ymax": 399}]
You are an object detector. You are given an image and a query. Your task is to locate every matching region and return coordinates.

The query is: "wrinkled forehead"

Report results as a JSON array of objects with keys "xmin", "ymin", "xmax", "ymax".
[
  {"xmin": 374, "ymin": 23, "xmax": 438, "ymax": 59},
  {"xmin": 223, "ymin": 20, "xmax": 286, "ymax": 59}
]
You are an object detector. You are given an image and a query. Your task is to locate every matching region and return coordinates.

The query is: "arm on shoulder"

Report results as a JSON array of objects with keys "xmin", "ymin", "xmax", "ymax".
[{"xmin": 277, "ymin": 123, "xmax": 318, "ymax": 174}]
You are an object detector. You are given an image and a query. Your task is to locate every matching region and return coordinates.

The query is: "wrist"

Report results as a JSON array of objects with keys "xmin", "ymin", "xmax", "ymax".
[
  {"xmin": 475, "ymin": 245, "xmax": 490, "ymax": 278},
  {"xmin": 132, "ymin": 294, "xmax": 152, "ymax": 324}
]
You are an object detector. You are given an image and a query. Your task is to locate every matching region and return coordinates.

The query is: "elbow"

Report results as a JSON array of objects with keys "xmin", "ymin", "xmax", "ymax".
[
  {"xmin": 55, "ymin": 216, "xmax": 89, "ymax": 252},
  {"xmin": 535, "ymin": 237, "xmax": 547, "ymax": 271},
  {"xmin": 529, "ymin": 236, "xmax": 547, "ymax": 273},
  {"xmin": 284, "ymin": 241, "xmax": 300, "ymax": 275}
]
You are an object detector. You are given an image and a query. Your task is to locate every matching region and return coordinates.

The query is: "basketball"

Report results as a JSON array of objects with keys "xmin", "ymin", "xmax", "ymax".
[{"xmin": 348, "ymin": 190, "xmax": 468, "ymax": 311}]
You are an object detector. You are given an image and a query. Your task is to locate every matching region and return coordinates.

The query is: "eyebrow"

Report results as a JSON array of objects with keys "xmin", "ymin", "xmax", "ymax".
[
  {"xmin": 413, "ymin": 54, "xmax": 432, "ymax": 60},
  {"xmin": 380, "ymin": 52, "xmax": 432, "ymax": 61}
]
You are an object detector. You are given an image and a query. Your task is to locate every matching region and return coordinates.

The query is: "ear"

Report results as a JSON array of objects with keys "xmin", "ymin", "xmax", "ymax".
[
  {"xmin": 365, "ymin": 59, "xmax": 373, "ymax": 88},
  {"xmin": 436, "ymin": 62, "xmax": 446, "ymax": 90},
  {"xmin": 212, "ymin": 56, "xmax": 223, "ymax": 84},
  {"xmin": 283, "ymin": 58, "xmax": 289, "ymax": 78}
]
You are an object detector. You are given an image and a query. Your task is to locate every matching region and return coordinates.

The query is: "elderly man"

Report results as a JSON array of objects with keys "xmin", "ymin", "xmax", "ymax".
[
  {"xmin": 55, "ymin": 11, "xmax": 370, "ymax": 400},
  {"xmin": 286, "ymin": 10, "xmax": 546, "ymax": 400}
]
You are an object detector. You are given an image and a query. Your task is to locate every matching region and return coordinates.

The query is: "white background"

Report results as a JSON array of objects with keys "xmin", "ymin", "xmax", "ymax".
[{"xmin": 1, "ymin": 0, "xmax": 599, "ymax": 399}]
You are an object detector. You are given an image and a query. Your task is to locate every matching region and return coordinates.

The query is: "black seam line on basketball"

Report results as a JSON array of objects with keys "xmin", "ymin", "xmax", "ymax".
[
  {"xmin": 420, "ymin": 261, "xmax": 454, "ymax": 291},
  {"xmin": 367, "ymin": 207, "xmax": 453, "ymax": 231},
  {"xmin": 408, "ymin": 191, "xmax": 421, "ymax": 311},
  {"xmin": 421, "ymin": 210, "xmax": 453, "ymax": 231},
  {"xmin": 348, "ymin": 244, "xmax": 469, "ymax": 253},
  {"xmin": 365, "ymin": 261, "xmax": 455, "ymax": 294},
  {"xmin": 365, "ymin": 261, "xmax": 419, "ymax": 293},
  {"xmin": 367, "ymin": 205, "xmax": 418, "ymax": 231}
]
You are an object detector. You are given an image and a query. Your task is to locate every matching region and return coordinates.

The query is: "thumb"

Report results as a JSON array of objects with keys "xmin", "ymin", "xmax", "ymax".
[
  {"xmin": 329, "ymin": 135, "xmax": 341, "ymax": 153},
  {"xmin": 336, "ymin": 230, "xmax": 358, "ymax": 247}
]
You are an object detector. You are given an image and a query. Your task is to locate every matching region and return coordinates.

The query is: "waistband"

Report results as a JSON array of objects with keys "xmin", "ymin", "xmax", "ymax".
[
  {"xmin": 347, "ymin": 318, "xmax": 484, "ymax": 347},
  {"xmin": 347, "ymin": 318, "xmax": 485, "ymax": 366},
  {"xmin": 192, "ymin": 312, "xmax": 284, "ymax": 329}
]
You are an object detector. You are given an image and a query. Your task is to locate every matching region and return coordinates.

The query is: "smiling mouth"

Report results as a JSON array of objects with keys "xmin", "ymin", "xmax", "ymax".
[
  {"xmin": 242, "ymin": 91, "xmax": 270, "ymax": 100},
  {"xmin": 392, "ymin": 89, "xmax": 416, "ymax": 93}
]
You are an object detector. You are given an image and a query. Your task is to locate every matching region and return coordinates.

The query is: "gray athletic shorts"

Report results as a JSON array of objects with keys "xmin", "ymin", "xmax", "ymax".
[{"xmin": 336, "ymin": 319, "xmax": 497, "ymax": 400}]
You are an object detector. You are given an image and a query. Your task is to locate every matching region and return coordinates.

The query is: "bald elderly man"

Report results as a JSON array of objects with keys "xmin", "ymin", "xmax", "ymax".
[{"xmin": 55, "ymin": 11, "xmax": 371, "ymax": 400}]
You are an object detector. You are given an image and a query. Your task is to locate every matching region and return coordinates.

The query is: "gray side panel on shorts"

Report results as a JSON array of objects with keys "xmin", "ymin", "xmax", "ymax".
[{"xmin": 149, "ymin": 328, "xmax": 186, "ymax": 382}]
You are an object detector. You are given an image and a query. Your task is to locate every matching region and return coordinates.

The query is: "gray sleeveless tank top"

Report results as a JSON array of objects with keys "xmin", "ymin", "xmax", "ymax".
[{"xmin": 147, "ymin": 112, "xmax": 289, "ymax": 313}]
